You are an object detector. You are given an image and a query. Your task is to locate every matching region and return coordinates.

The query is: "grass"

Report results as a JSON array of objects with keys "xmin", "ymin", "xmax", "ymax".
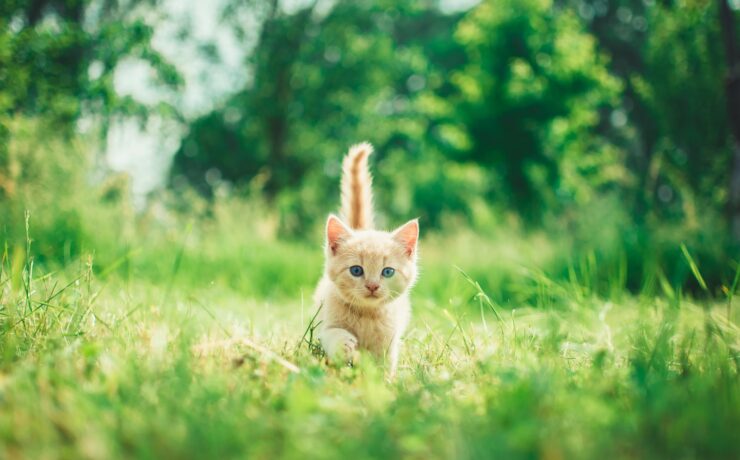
[{"xmin": 1, "ymin": 222, "xmax": 739, "ymax": 460}]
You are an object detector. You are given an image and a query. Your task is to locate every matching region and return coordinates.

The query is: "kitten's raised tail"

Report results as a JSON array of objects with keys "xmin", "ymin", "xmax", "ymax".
[{"xmin": 340, "ymin": 142, "xmax": 374, "ymax": 230}]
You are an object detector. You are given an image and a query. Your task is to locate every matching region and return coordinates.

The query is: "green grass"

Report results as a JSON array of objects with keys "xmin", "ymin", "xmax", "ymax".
[{"xmin": 1, "ymin": 228, "xmax": 739, "ymax": 459}]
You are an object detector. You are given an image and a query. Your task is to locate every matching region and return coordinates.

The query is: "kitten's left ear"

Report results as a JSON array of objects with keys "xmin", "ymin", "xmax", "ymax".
[
  {"xmin": 326, "ymin": 214, "xmax": 352, "ymax": 255},
  {"xmin": 392, "ymin": 218, "xmax": 419, "ymax": 257}
]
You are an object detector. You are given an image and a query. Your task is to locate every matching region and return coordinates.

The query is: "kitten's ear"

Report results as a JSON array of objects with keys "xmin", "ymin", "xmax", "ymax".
[
  {"xmin": 392, "ymin": 218, "xmax": 419, "ymax": 257},
  {"xmin": 326, "ymin": 214, "xmax": 352, "ymax": 255}
]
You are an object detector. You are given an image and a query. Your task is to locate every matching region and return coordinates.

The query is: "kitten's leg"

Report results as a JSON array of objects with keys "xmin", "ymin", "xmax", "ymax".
[{"xmin": 319, "ymin": 327, "xmax": 358, "ymax": 363}]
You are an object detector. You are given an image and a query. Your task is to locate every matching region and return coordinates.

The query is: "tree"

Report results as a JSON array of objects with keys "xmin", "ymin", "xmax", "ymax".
[
  {"xmin": 719, "ymin": 0, "xmax": 740, "ymax": 240},
  {"xmin": 171, "ymin": 0, "xmax": 479, "ymax": 231},
  {"xmin": 0, "ymin": 0, "xmax": 181, "ymax": 198},
  {"xmin": 451, "ymin": 0, "xmax": 624, "ymax": 219}
]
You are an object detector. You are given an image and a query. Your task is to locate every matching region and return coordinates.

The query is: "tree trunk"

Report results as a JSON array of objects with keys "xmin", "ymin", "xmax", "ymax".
[{"xmin": 719, "ymin": 0, "xmax": 740, "ymax": 241}]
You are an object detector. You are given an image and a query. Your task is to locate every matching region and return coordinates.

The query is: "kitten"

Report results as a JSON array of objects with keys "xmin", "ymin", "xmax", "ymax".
[{"xmin": 314, "ymin": 142, "xmax": 419, "ymax": 376}]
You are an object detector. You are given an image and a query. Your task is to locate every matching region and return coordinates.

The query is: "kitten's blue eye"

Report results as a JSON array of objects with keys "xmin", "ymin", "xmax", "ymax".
[
  {"xmin": 349, "ymin": 265, "xmax": 364, "ymax": 277},
  {"xmin": 381, "ymin": 267, "xmax": 395, "ymax": 278}
]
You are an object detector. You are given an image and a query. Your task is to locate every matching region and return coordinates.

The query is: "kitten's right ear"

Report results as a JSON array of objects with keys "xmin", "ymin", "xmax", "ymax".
[
  {"xmin": 326, "ymin": 215, "xmax": 352, "ymax": 255},
  {"xmin": 392, "ymin": 218, "xmax": 419, "ymax": 258}
]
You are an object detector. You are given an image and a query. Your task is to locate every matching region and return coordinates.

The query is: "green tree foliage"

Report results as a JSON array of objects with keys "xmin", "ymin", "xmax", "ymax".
[
  {"xmin": 171, "ymin": 0, "xmax": 483, "ymax": 231},
  {"xmin": 167, "ymin": 0, "xmax": 739, "ymax": 288},
  {"xmin": 452, "ymin": 0, "xmax": 625, "ymax": 218},
  {"xmin": 0, "ymin": 0, "xmax": 180, "ymax": 259},
  {"xmin": 0, "ymin": 0, "xmax": 180, "ymax": 126},
  {"xmin": 562, "ymin": 0, "xmax": 737, "ymax": 222},
  {"xmin": 636, "ymin": 1, "xmax": 731, "ymax": 217},
  {"xmin": 0, "ymin": 0, "xmax": 181, "ymax": 196},
  {"xmin": 172, "ymin": 0, "xmax": 628, "ymax": 230},
  {"xmin": 2, "ymin": 0, "xmax": 738, "ymax": 289}
]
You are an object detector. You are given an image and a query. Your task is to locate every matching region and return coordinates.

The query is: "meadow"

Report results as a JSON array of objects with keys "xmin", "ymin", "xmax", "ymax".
[
  {"xmin": 2, "ymin": 0, "xmax": 740, "ymax": 457},
  {"xmin": 1, "ymin": 207, "xmax": 738, "ymax": 459}
]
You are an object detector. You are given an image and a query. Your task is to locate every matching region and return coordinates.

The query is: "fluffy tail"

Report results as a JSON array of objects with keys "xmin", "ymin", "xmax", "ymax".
[{"xmin": 340, "ymin": 142, "xmax": 374, "ymax": 230}]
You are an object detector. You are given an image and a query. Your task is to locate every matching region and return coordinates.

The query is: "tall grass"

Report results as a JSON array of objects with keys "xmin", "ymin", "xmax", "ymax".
[
  {"xmin": 1, "ymin": 119, "xmax": 739, "ymax": 458},
  {"xmin": 1, "ymin": 235, "xmax": 738, "ymax": 458}
]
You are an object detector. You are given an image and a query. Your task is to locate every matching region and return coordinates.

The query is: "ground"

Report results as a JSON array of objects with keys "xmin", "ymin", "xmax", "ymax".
[{"xmin": 1, "ymin": 233, "xmax": 738, "ymax": 459}]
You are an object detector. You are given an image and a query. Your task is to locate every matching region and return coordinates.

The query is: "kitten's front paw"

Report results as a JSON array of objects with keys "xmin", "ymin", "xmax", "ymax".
[
  {"xmin": 320, "ymin": 328, "xmax": 359, "ymax": 364},
  {"xmin": 342, "ymin": 335, "xmax": 358, "ymax": 358}
]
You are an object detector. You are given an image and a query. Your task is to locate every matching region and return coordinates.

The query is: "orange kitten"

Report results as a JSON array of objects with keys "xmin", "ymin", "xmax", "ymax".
[{"xmin": 314, "ymin": 142, "xmax": 419, "ymax": 376}]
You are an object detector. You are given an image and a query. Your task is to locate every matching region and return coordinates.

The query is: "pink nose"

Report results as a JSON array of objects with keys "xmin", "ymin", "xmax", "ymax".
[{"xmin": 365, "ymin": 282, "xmax": 380, "ymax": 293}]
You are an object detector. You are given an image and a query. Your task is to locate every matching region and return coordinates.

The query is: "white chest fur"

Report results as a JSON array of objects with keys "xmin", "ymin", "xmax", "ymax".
[{"xmin": 314, "ymin": 276, "xmax": 410, "ymax": 360}]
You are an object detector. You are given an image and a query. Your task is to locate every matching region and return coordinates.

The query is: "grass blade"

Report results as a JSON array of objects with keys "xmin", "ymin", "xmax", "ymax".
[{"xmin": 680, "ymin": 243, "xmax": 708, "ymax": 292}]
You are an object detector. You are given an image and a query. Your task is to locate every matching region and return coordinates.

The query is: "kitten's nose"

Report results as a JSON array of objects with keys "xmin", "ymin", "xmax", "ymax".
[{"xmin": 365, "ymin": 282, "xmax": 380, "ymax": 293}]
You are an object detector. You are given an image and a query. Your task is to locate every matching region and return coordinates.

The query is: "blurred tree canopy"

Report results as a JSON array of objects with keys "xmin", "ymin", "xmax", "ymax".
[
  {"xmin": 0, "ymin": 0, "xmax": 180, "ymax": 195},
  {"xmin": 1, "ymin": 0, "xmax": 739, "ymax": 286},
  {"xmin": 0, "ymin": 0, "xmax": 180, "ymax": 124},
  {"xmin": 451, "ymin": 0, "xmax": 624, "ymax": 216},
  {"xmin": 170, "ymin": 0, "xmax": 739, "ymax": 239},
  {"xmin": 171, "ymin": 0, "xmax": 477, "ymax": 230},
  {"xmin": 0, "ymin": 0, "xmax": 182, "ymax": 262}
]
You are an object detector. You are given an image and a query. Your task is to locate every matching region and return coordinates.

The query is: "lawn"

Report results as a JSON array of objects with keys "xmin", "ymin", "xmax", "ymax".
[{"xmin": 1, "ymin": 225, "xmax": 738, "ymax": 459}]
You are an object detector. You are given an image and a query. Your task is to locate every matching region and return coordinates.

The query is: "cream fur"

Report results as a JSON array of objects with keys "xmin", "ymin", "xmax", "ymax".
[
  {"xmin": 314, "ymin": 143, "xmax": 419, "ymax": 376},
  {"xmin": 340, "ymin": 142, "xmax": 374, "ymax": 230}
]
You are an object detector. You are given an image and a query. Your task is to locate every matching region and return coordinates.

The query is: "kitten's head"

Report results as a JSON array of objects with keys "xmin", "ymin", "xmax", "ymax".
[{"xmin": 324, "ymin": 215, "xmax": 419, "ymax": 308}]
